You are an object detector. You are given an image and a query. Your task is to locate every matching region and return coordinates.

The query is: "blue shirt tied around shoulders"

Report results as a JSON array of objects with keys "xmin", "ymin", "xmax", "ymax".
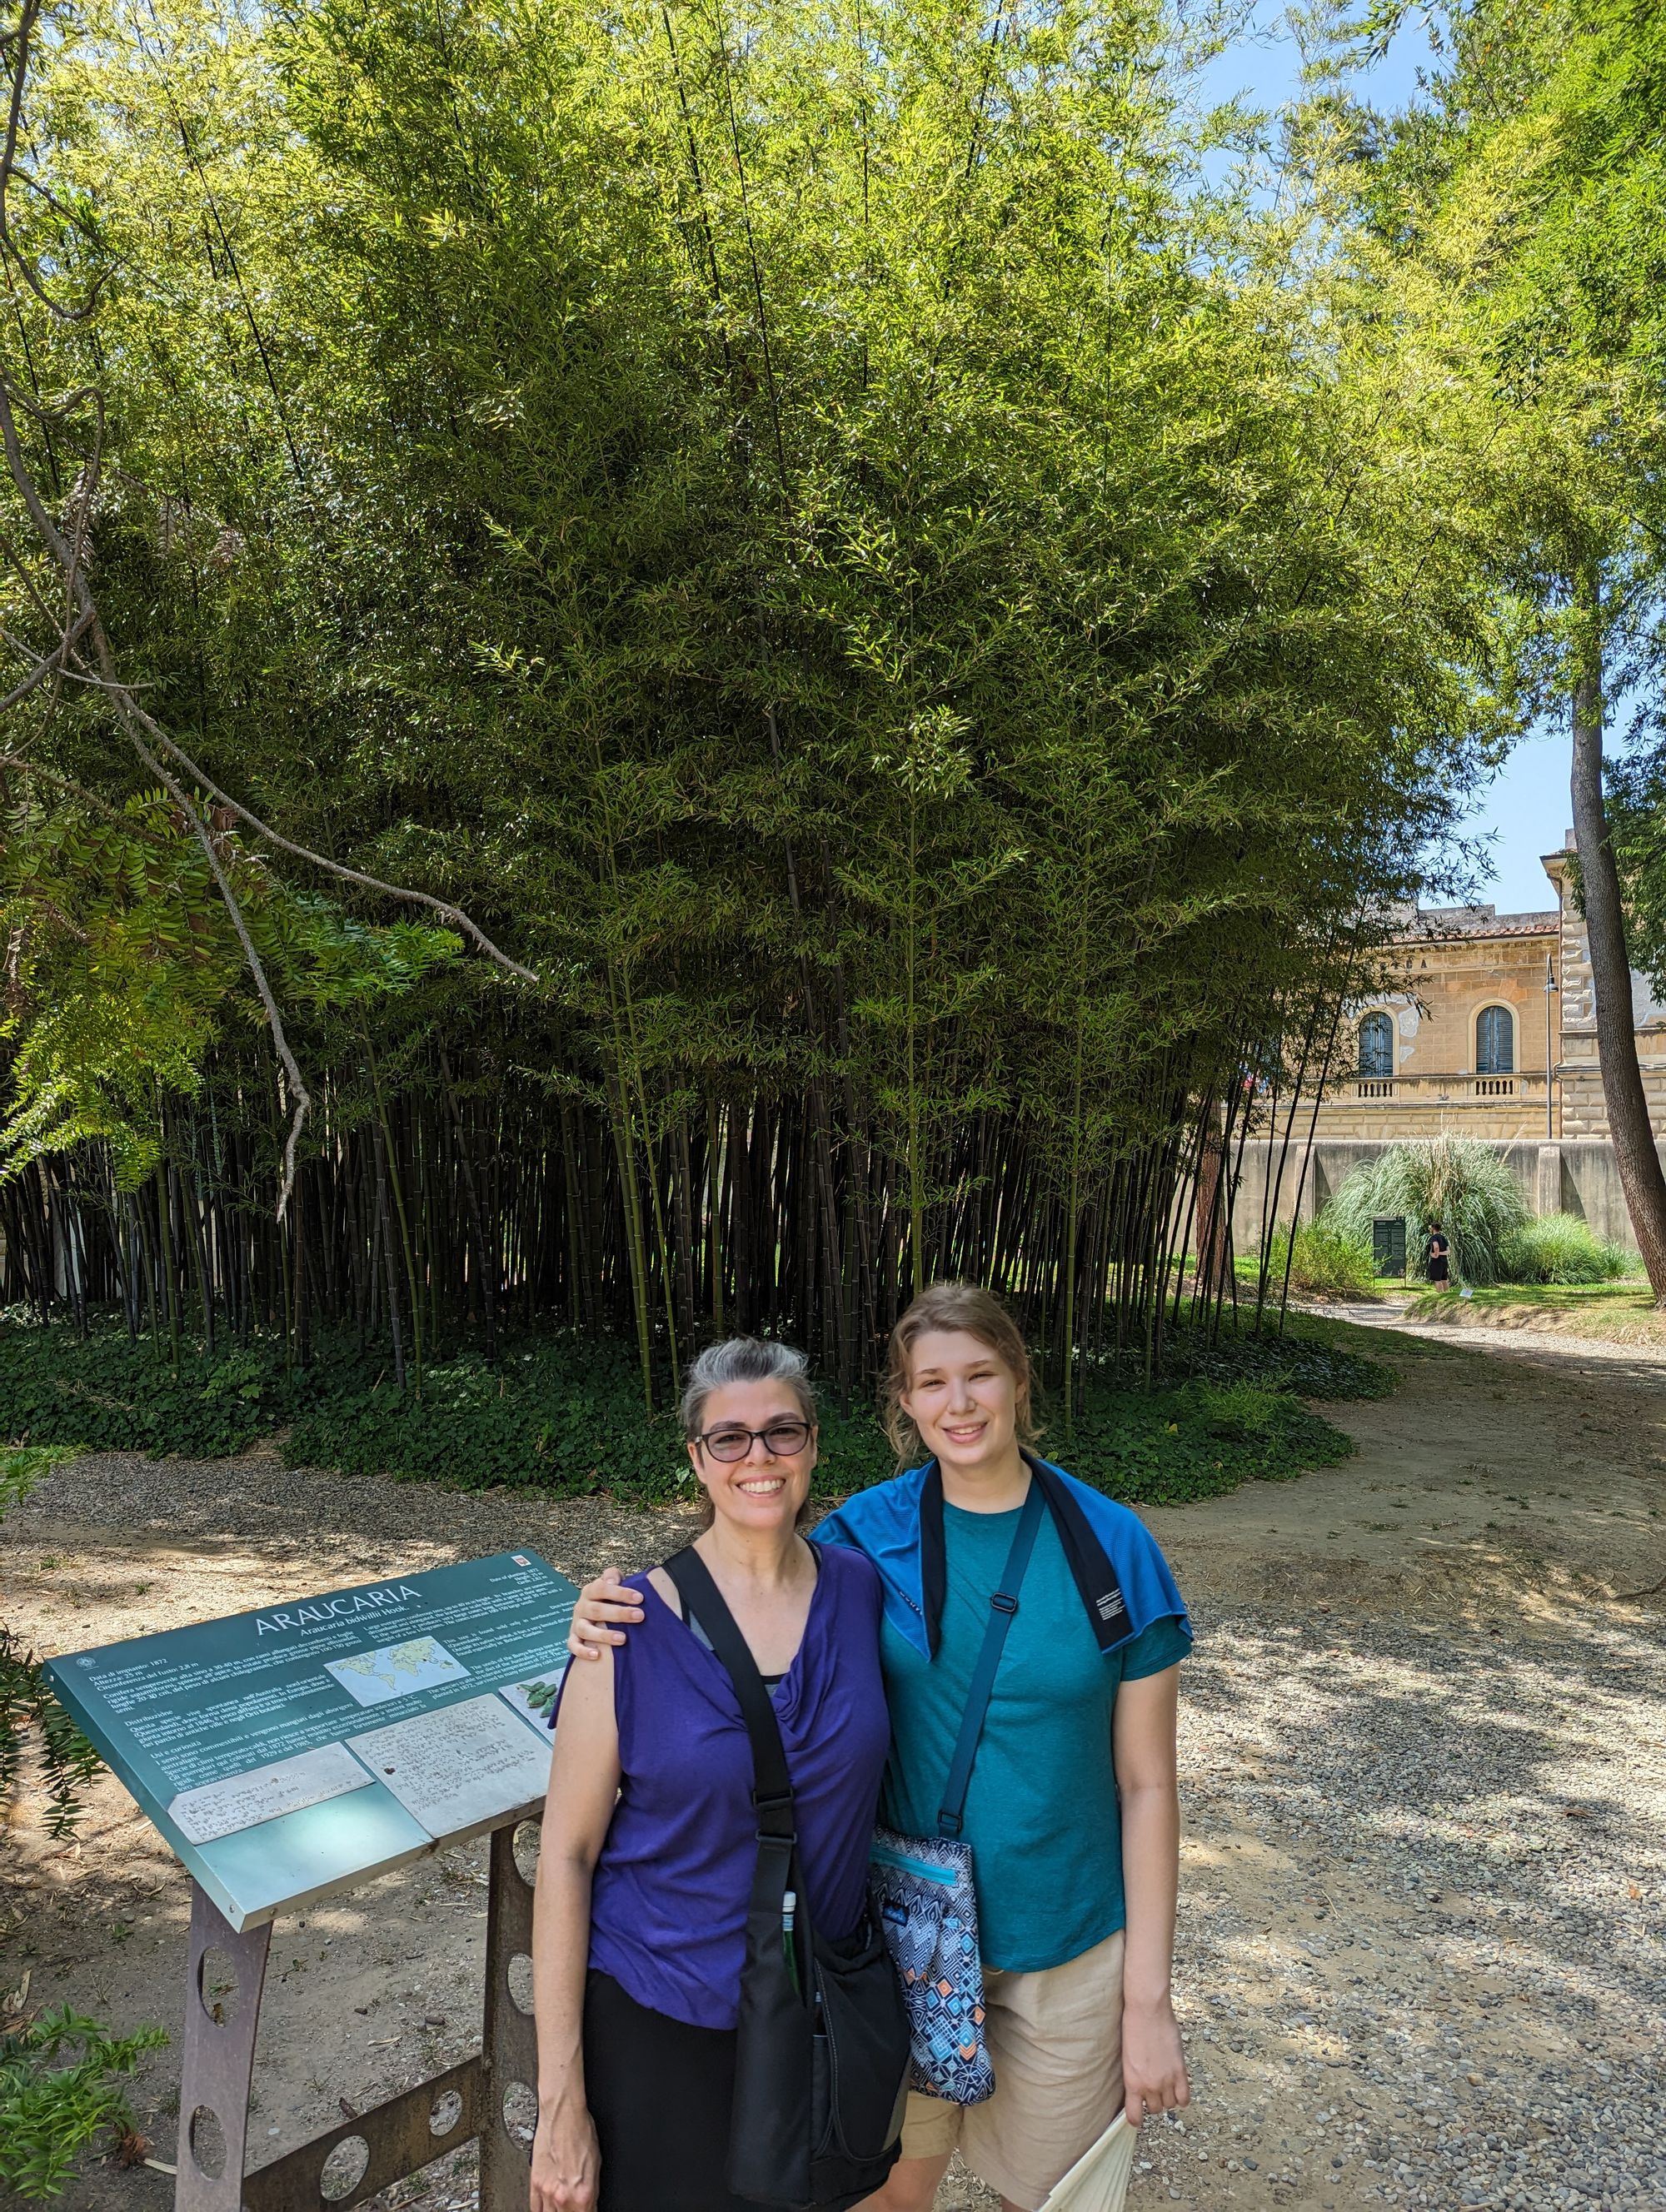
[{"xmin": 815, "ymin": 1453, "xmax": 1192, "ymax": 1974}]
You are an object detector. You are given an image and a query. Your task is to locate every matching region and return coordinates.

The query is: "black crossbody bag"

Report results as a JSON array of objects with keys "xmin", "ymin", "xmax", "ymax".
[{"xmin": 663, "ymin": 1546, "xmax": 910, "ymax": 2212}]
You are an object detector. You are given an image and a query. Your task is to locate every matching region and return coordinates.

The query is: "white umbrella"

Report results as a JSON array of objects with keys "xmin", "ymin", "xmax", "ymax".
[{"xmin": 1035, "ymin": 2115, "xmax": 1136, "ymax": 2212}]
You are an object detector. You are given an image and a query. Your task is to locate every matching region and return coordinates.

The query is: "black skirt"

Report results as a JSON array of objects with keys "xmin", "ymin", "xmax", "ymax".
[{"xmin": 584, "ymin": 1968, "xmax": 759, "ymax": 2212}]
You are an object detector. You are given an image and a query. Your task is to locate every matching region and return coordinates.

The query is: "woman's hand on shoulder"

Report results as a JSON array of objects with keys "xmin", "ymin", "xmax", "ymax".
[
  {"xmin": 530, "ymin": 2095, "xmax": 601, "ymax": 2212},
  {"xmin": 567, "ymin": 1568, "xmax": 646, "ymax": 1661},
  {"xmin": 1121, "ymin": 1995, "xmax": 1190, "ymax": 2129}
]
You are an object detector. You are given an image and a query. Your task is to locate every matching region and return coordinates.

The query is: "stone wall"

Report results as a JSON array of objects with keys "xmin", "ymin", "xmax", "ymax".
[{"xmin": 1231, "ymin": 1136, "xmax": 1655, "ymax": 1253}]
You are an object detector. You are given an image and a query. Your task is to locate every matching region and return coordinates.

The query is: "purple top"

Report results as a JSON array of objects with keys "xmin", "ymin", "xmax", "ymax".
[{"xmin": 588, "ymin": 1542, "xmax": 889, "ymax": 2030}]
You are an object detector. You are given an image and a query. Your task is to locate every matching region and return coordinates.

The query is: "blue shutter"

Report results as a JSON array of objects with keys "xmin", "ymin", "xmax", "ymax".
[
  {"xmin": 1358, "ymin": 1012, "xmax": 1394, "ymax": 1078},
  {"xmin": 1476, "ymin": 1006, "xmax": 1513, "ymax": 1075}
]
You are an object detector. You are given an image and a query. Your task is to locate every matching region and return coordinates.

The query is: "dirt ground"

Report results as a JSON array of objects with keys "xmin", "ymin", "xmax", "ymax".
[{"xmin": 3, "ymin": 1318, "xmax": 1664, "ymax": 2212}]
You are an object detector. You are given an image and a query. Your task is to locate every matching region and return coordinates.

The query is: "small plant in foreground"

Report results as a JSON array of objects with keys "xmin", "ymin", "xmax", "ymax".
[
  {"xmin": 1266, "ymin": 1213, "xmax": 1376, "ymax": 1297},
  {"xmin": 2, "ymin": 1446, "xmax": 102, "ymax": 1837},
  {"xmin": 0, "ymin": 1454, "xmax": 149, "ymax": 2205},
  {"xmin": 0, "ymin": 2009, "xmax": 166, "ymax": 2200}
]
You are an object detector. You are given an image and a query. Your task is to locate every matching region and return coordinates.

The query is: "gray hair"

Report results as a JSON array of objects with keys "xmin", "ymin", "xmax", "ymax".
[{"xmin": 680, "ymin": 1337, "xmax": 816, "ymax": 1437}]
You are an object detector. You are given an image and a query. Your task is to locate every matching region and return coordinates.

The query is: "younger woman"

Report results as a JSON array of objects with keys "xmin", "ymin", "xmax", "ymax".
[{"xmin": 569, "ymin": 1283, "xmax": 1191, "ymax": 2212}]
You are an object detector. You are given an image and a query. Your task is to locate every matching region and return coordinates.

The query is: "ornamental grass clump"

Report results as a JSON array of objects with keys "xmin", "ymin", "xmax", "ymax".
[
  {"xmin": 1328, "ymin": 1138, "xmax": 1528, "ymax": 1286},
  {"xmin": 1498, "ymin": 1213, "xmax": 1634, "ymax": 1285},
  {"xmin": 1267, "ymin": 1213, "xmax": 1376, "ymax": 1296}
]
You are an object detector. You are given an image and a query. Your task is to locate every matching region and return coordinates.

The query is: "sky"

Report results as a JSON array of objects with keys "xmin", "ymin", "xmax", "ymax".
[
  {"xmin": 1193, "ymin": 4, "xmax": 1575, "ymax": 919},
  {"xmin": 1191, "ymin": 0, "xmax": 1437, "ymax": 120},
  {"xmin": 1462, "ymin": 734, "xmax": 1570, "ymax": 915}
]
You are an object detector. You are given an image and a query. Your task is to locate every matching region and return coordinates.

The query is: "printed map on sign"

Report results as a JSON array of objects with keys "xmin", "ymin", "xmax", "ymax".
[
  {"xmin": 326, "ymin": 1637, "xmax": 470, "ymax": 1707},
  {"xmin": 44, "ymin": 1551, "xmax": 577, "ymax": 1931}
]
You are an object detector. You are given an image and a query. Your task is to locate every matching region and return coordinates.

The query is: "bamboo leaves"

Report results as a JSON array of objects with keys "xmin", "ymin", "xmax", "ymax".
[{"xmin": 0, "ymin": 0, "xmax": 1512, "ymax": 1386}]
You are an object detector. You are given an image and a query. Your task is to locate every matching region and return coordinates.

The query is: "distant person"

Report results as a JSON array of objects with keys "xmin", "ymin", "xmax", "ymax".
[{"xmin": 1426, "ymin": 1223, "xmax": 1452, "ymax": 1289}]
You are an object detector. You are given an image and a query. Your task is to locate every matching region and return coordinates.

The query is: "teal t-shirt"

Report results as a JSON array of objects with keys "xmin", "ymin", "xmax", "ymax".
[{"xmin": 880, "ymin": 1499, "xmax": 1190, "ymax": 1973}]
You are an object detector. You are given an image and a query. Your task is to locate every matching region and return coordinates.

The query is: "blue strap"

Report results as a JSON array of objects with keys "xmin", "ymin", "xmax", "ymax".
[{"xmin": 935, "ymin": 1480, "xmax": 1046, "ymax": 1839}]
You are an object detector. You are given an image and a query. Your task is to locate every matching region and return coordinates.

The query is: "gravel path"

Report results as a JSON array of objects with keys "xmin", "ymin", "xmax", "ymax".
[
  {"xmin": 1305, "ymin": 1295, "xmax": 1666, "ymax": 1376},
  {"xmin": 5, "ymin": 1327, "xmax": 1665, "ymax": 2212},
  {"xmin": 1152, "ymin": 1602, "xmax": 1666, "ymax": 2212}
]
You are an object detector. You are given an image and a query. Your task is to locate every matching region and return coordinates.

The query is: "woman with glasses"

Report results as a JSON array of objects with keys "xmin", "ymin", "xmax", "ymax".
[
  {"xmin": 529, "ymin": 1337, "xmax": 894, "ymax": 2212},
  {"xmin": 567, "ymin": 1283, "xmax": 1191, "ymax": 2212}
]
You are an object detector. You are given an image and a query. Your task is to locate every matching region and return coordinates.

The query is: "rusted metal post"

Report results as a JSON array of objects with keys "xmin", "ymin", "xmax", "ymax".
[
  {"xmin": 187, "ymin": 1811, "xmax": 543, "ymax": 2211},
  {"xmin": 175, "ymin": 1885, "xmax": 272, "ymax": 2212},
  {"xmin": 479, "ymin": 1819, "xmax": 540, "ymax": 2210}
]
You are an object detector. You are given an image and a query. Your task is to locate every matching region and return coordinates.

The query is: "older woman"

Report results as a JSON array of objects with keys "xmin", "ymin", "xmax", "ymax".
[{"xmin": 528, "ymin": 1338, "xmax": 895, "ymax": 2212}]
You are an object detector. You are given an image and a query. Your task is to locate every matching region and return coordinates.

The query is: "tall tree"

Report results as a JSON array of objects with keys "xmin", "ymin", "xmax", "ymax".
[
  {"xmin": 0, "ymin": 0, "xmax": 1507, "ymax": 1376},
  {"xmin": 1353, "ymin": 0, "xmax": 1666, "ymax": 1293}
]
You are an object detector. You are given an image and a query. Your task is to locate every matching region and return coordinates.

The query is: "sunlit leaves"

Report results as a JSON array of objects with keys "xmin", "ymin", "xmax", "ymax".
[
  {"xmin": 0, "ymin": 794, "xmax": 458, "ymax": 1182},
  {"xmin": 1, "ymin": 0, "xmax": 1514, "ymax": 1314}
]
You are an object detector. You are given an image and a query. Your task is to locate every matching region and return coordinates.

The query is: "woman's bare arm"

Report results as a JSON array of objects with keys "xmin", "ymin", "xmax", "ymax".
[
  {"xmin": 529, "ymin": 1652, "xmax": 622, "ymax": 2212},
  {"xmin": 1113, "ymin": 1663, "xmax": 1190, "ymax": 2129}
]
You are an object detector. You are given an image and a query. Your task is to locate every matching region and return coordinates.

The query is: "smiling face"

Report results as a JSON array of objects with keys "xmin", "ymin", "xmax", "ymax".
[
  {"xmin": 897, "ymin": 1328, "xmax": 1024, "ymax": 1478},
  {"xmin": 686, "ymin": 1378, "xmax": 819, "ymax": 1532}
]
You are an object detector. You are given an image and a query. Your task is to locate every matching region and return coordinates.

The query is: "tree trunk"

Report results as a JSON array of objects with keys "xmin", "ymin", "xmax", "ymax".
[
  {"xmin": 439, "ymin": 1049, "xmax": 497, "ymax": 1360},
  {"xmin": 1193, "ymin": 1109, "xmax": 1230, "ymax": 1302},
  {"xmin": 1569, "ymin": 566, "xmax": 1666, "ymax": 1301},
  {"xmin": 371, "ymin": 1115, "xmax": 407, "ymax": 1391}
]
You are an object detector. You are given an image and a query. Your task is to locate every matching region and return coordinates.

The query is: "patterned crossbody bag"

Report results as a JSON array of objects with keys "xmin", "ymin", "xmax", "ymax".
[{"xmin": 866, "ymin": 1479, "xmax": 1045, "ymax": 2105}]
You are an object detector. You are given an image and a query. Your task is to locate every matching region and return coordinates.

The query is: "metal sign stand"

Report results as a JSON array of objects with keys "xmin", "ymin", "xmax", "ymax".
[{"xmin": 173, "ymin": 1818, "xmax": 538, "ymax": 2212}]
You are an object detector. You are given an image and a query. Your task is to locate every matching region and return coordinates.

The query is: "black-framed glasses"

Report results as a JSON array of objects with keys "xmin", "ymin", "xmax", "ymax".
[{"xmin": 696, "ymin": 1418, "xmax": 815, "ymax": 1462}]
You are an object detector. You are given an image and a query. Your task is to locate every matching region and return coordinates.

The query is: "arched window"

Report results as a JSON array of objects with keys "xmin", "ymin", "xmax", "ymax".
[
  {"xmin": 1476, "ymin": 1004, "xmax": 1514, "ymax": 1075},
  {"xmin": 1358, "ymin": 1010, "xmax": 1394, "ymax": 1079}
]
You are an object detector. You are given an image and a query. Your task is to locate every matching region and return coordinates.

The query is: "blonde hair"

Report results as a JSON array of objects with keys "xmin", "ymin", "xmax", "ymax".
[{"xmin": 881, "ymin": 1283, "xmax": 1039, "ymax": 1461}]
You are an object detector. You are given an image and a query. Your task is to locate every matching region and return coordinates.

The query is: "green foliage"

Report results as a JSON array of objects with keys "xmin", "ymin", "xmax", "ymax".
[
  {"xmin": 1, "ymin": 1445, "xmax": 102, "ymax": 1841},
  {"xmin": 1497, "ymin": 1212, "xmax": 1634, "ymax": 1285},
  {"xmin": 0, "ymin": 0, "xmax": 1514, "ymax": 1400},
  {"xmin": 0, "ymin": 1459, "xmax": 127, "ymax": 2212},
  {"xmin": 1264, "ymin": 1213, "xmax": 1377, "ymax": 1298},
  {"xmin": 1160, "ymin": 1322, "xmax": 1396, "ymax": 1402},
  {"xmin": 0, "ymin": 1316, "xmax": 305, "ymax": 1458},
  {"xmin": 0, "ymin": 1442, "xmax": 82, "ymax": 1514},
  {"xmin": 0, "ymin": 792, "xmax": 460, "ymax": 1185},
  {"xmin": 1327, "ymin": 1138, "xmax": 1529, "ymax": 1286},
  {"xmin": 0, "ymin": 2009, "xmax": 166, "ymax": 2200},
  {"xmin": 1603, "ymin": 754, "xmax": 1666, "ymax": 1000},
  {"xmin": 0, "ymin": 1632, "xmax": 102, "ymax": 1843},
  {"xmin": 1350, "ymin": 0, "xmax": 1666, "ymax": 812},
  {"xmin": 1060, "ymin": 1380, "xmax": 1355, "ymax": 1507},
  {"xmin": 2, "ymin": 1311, "xmax": 1366, "ymax": 1507},
  {"xmin": 282, "ymin": 1334, "xmax": 904, "ymax": 1501}
]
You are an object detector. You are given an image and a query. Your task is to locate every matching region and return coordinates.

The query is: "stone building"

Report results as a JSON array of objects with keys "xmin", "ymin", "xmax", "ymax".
[
  {"xmin": 1319, "ymin": 903, "xmax": 1561, "ymax": 1143},
  {"xmin": 1232, "ymin": 834, "xmax": 1666, "ymax": 1250}
]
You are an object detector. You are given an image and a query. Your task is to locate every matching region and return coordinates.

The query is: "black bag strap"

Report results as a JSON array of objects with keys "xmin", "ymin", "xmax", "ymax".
[
  {"xmin": 663, "ymin": 1545, "xmax": 799, "ymax": 1846},
  {"xmin": 935, "ymin": 1479, "xmax": 1045, "ymax": 1840}
]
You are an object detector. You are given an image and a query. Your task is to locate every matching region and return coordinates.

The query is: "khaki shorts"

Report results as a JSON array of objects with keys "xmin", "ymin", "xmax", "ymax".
[{"xmin": 898, "ymin": 1927, "xmax": 1126, "ymax": 2210}]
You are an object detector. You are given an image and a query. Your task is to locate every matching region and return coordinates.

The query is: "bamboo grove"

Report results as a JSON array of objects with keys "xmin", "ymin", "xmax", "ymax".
[{"xmin": 0, "ymin": 0, "xmax": 1516, "ymax": 1408}]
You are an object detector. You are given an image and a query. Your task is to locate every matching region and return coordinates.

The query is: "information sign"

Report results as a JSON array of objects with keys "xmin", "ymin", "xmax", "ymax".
[
  {"xmin": 1372, "ymin": 1213, "xmax": 1407, "ymax": 1279},
  {"xmin": 45, "ymin": 1551, "xmax": 576, "ymax": 1931}
]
